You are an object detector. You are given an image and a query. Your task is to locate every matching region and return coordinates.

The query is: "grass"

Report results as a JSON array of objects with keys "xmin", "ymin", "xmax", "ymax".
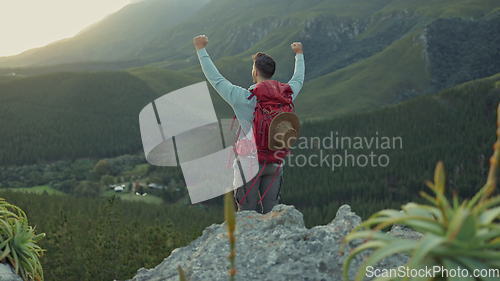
[
  {"xmin": 1, "ymin": 185, "xmax": 66, "ymax": 196},
  {"xmin": 127, "ymin": 67, "xmax": 199, "ymax": 95},
  {"xmin": 296, "ymin": 30, "xmax": 430, "ymax": 119},
  {"xmin": 1, "ymin": 185, "xmax": 164, "ymax": 205},
  {"xmin": 102, "ymin": 190, "xmax": 164, "ymax": 205},
  {"xmin": 379, "ymin": 0, "xmax": 500, "ymax": 19},
  {"xmin": 122, "ymin": 163, "xmax": 150, "ymax": 178}
]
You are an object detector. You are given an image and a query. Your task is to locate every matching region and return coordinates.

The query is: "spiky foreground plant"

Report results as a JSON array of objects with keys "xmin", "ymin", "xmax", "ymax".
[
  {"xmin": 224, "ymin": 192, "xmax": 237, "ymax": 281},
  {"xmin": 177, "ymin": 265, "xmax": 188, "ymax": 281},
  {"xmin": 343, "ymin": 104, "xmax": 500, "ymax": 281},
  {"xmin": 0, "ymin": 198, "xmax": 45, "ymax": 281}
]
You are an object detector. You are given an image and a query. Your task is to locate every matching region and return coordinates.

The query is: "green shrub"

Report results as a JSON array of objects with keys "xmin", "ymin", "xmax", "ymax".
[
  {"xmin": 343, "ymin": 105, "xmax": 500, "ymax": 280},
  {"xmin": 0, "ymin": 198, "xmax": 45, "ymax": 281}
]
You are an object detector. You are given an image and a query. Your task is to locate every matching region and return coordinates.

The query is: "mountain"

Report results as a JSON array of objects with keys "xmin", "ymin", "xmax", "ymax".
[
  {"xmin": 296, "ymin": 14, "xmax": 500, "ymax": 117},
  {"xmin": 0, "ymin": 0, "xmax": 209, "ymax": 67},
  {"xmin": 1, "ymin": 0, "xmax": 498, "ymax": 118}
]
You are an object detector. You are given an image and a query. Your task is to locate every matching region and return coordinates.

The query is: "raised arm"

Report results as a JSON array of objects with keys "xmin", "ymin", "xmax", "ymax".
[
  {"xmin": 193, "ymin": 35, "xmax": 252, "ymax": 107},
  {"xmin": 288, "ymin": 42, "xmax": 305, "ymax": 100}
]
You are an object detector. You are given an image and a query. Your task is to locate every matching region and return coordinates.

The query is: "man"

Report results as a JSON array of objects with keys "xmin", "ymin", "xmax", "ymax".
[{"xmin": 193, "ymin": 34, "xmax": 305, "ymax": 213}]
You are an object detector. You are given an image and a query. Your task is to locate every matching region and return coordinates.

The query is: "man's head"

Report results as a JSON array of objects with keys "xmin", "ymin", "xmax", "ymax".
[{"xmin": 252, "ymin": 52, "xmax": 276, "ymax": 83}]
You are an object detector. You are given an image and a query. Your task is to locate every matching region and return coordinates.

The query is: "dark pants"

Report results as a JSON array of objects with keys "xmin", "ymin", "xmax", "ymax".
[{"xmin": 234, "ymin": 162, "xmax": 283, "ymax": 214}]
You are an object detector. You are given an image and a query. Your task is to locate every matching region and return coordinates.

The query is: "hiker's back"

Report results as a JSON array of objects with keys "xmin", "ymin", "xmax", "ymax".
[{"xmin": 249, "ymin": 80, "xmax": 297, "ymax": 163}]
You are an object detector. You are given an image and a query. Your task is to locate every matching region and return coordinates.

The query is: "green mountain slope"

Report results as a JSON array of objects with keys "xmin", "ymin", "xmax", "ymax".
[
  {"xmin": 152, "ymin": 0, "xmax": 499, "ymax": 117},
  {"xmin": 0, "ymin": 72, "xmax": 156, "ymax": 164},
  {"xmin": 127, "ymin": 67, "xmax": 200, "ymax": 94},
  {"xmin": 127, "ymin": 67, "xmax": 234, "ymax": 116},
  {"xmin": 296, "ymin": 30, "xmax": 430, "ymax": 118}
]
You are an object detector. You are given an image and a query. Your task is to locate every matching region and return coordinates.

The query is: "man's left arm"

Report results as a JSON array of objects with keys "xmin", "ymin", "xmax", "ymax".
[{"xmin": 288, "ymin": 42, "xmax": 305, "ymax": 100}]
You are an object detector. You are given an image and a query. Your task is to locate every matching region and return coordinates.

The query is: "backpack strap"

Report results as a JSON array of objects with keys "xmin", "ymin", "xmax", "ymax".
[
  {"xmin": 226, "ymin": 116, "xmax": 239, "ymax": 169},
  {"xmin": 240, "ymin": 161, "xmax": 267, "ymax": 203}
]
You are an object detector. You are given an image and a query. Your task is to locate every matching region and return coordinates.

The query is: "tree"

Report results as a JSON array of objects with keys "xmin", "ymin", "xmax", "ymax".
[
  {"xmin": 94, "ymin": 159, "xmax": 111, "ymax": 177},
  {"xmin": 101, "ymin": 175, "xmax": 115, "ymax": 186},
  {"xmin": 74, "ymin": 181, "xmax": 101, "ymax": 197}
]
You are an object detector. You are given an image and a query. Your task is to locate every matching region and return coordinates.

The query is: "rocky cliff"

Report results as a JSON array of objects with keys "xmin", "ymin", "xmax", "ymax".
[
  {"xmin": 129, "ymin": 204, "xmax": 420, "ymax": 281},
  {"xmin": 0, "ymin": 264, "xmax": 22, "ymax": 281}
]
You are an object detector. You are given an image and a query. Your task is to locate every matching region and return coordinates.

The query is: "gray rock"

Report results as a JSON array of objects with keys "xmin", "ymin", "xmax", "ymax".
[
  {"xmin": 389, "ymin": 224, "xmax": 423, "ymax": 240},
  {"xmin": 129, "ymin": 204, "xmax": 419, "ymax": 281},
  {"xmin": 0, "ymin": 263, "xmax": 22, "ymax": 281}
]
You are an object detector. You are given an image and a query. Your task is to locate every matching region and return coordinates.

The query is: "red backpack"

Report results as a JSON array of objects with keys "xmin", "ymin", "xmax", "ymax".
[{"xmin": 248, "ymin": 80, "xmax": 295, "ymax": 163}]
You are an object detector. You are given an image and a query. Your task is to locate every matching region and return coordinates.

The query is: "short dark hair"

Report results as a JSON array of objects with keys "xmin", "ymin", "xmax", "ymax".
[{"xmin": 252, "ymin": 52, "xmax": 275, "ymax": 79}]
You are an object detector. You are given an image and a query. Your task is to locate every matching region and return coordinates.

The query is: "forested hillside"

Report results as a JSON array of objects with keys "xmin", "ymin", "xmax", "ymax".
[
  {"xmin": 0, "ymin": 72, "xmax": 156, "ymax": 164},
  {"xmin": 0, "ymin": 191, "xmax": 221, "ymax": 281},
  {"xmin": 2, "ymin": 73, "xmax": 498, "ymax": 227},
  {"xmin": 0, "ymin": 68, "xmax": 237, "ymax": 165},
  {"xmin": 286, "ymin": 73, "xmax": 500, "ymax": 225},
  {"xmin": 426, "ymin": 16, "xmax": 500, "ymax": 91}
]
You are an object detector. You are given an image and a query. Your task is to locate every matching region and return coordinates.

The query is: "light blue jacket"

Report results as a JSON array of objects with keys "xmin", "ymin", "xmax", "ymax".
[{"xmin": 196, "ymin": 48, "xmax": 305, "ymax": 128}]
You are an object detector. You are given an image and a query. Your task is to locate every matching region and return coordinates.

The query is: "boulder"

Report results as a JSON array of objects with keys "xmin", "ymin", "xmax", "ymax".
[
  {"xmin": 130, "ymin": 204, "xmax": 419, "ymax": 281},
  {"xmin": 0, "ymin": 263, "xmax": 22, "ymax": 281}
]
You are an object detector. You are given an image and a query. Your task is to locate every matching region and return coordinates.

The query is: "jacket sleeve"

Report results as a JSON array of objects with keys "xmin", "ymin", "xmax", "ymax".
[
  {"xmin": 288, "ymin": 53, "xmax": 305, "ymax": 101},
  {"xmin": 196, "ymin": 48, "xmax": 253, "ymax": 107}
]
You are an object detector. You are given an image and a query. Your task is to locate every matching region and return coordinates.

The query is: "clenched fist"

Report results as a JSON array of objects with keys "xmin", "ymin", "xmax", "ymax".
[
  {"xmin": 193, "ymin": 35, "xmax": 208, "ymax": 50},
  {"xmin": 291, "ymin": 42, "xmax": 303, "ymax": 54}
]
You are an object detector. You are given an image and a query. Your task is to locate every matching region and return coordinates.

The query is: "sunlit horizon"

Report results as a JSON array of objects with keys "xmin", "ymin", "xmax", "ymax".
[{"xmin": 0, "ymin": 0, "xmax": 140, "ymax": 57}]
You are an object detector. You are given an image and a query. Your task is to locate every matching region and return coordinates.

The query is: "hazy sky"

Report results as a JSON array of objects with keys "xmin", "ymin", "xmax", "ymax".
[{"xmin": 0, "ymin": 0, "xmax": 138, "ymax": 57}]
